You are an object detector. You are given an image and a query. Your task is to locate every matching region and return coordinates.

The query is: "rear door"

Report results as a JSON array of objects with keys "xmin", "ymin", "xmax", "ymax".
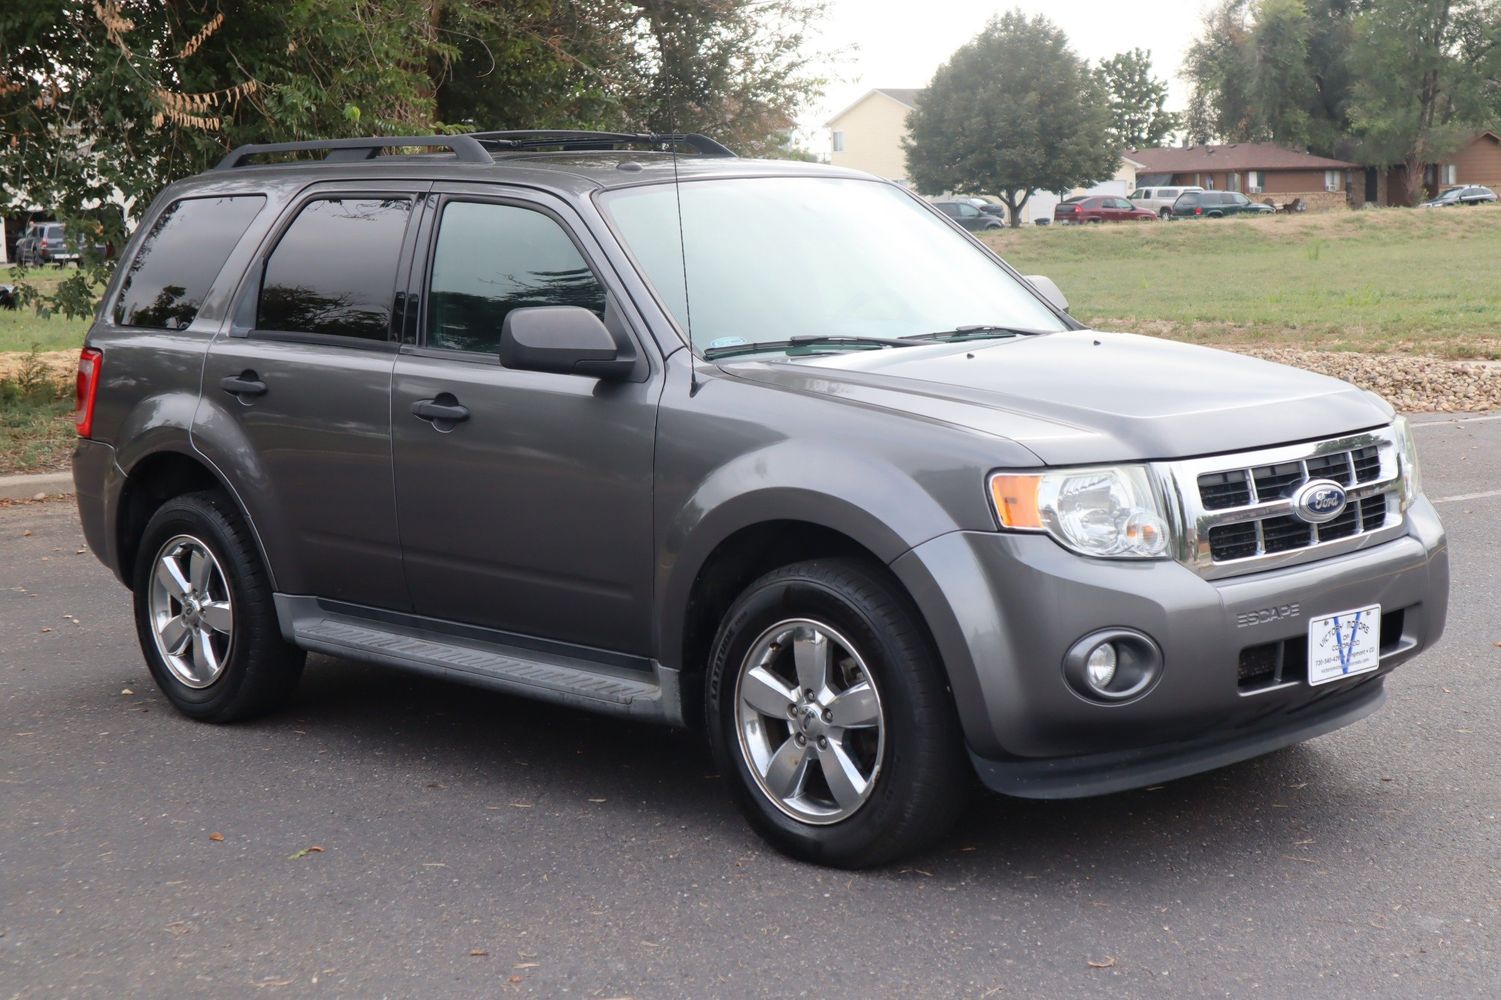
[
  {"xmin": 389, "ymin": 188, "xmax": 659, "ymax": 654},
  {"xmin": 200, "ymin": 182, "xmax": 426, "ymax": 610}
]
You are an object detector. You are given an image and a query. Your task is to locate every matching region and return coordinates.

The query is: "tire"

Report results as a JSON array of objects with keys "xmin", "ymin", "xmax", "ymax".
[
  {"xmin": 132, "ymin": 491, "xmax": 304, "ymax": 722},
  {"xmin": 704, "ymin": 558, "xmax": 968, "ymax": 868},
  {"xmin": 1159, "ymin": 208, "xmax": 1171, "ymax": 220}
]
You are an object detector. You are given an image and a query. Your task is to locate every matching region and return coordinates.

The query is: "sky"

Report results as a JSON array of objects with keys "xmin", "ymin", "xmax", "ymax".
[{"xmin": 798, "ymin": 0, "xmax": 1216, "ymax": 152}]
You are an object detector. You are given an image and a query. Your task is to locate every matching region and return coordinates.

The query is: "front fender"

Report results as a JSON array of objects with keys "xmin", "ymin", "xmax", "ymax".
[{"xmin": 655, "ymin": 439, "xmax": 974, "ymax": 671}]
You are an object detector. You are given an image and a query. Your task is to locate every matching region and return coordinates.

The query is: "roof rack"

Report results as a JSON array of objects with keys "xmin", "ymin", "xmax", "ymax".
[
  {"xmin": 466, "ymin": 130, "xmax": 736, "ymax": 157},
  {"xmin": 215, "ymin": 134, "xmax": 494, "ymax": 170}
]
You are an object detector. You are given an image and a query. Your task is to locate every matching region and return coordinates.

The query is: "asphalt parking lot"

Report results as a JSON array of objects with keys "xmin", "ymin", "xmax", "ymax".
[{"xmin": 2, "ymin": 414, "xmax": 1498, "ymax": 999}]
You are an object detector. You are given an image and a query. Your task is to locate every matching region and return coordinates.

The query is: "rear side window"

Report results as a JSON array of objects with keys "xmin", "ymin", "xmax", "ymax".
[
  {"xmin": 258, "ymin": 196, "xmax": 412, "ymax": 341},
  {"xmin": 426, "ymin": 201, "xmax": 605, "ymax": 355},
  {"xmin": 113, "ymin": 196, "xmax": 265, "ymax": 330}
]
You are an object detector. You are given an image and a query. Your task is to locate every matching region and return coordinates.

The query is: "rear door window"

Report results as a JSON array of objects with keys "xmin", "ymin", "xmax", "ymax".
[
  {"xmin": 258, "ymin": 196, "xmax": 413, "ymax": 341},
  {"xmin": 113, "ymin": 195, "xmax": 266, "ymax": 330},
  {"xmin": 426, "ymin": 201, "xmax": 605, "ymax": 355}
]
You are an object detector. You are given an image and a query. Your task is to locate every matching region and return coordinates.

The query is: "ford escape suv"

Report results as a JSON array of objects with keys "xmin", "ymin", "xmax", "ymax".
[{"xmin": 73, "ymin": 130, "xmax": 1448, "ymax": 868}]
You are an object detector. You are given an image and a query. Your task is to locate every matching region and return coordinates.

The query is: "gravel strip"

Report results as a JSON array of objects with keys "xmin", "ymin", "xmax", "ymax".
[{"xmin": 1227, "ymin": 348, "xmax": 1501, "ymax": 413}]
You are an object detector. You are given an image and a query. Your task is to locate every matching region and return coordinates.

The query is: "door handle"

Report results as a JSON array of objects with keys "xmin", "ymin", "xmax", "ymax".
[
  {"xmin": 411, "ymin": 396, "xmax": 471, "ymax": 424},
  {"xmin": 220, "ymin": 372, "xmax": 267, "ymax": 397}
]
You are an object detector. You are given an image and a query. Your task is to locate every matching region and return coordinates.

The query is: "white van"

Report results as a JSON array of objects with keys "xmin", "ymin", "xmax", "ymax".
[{"xmin": 1129, "ymin": 186, "xmax": 1205, "ymax": 220}]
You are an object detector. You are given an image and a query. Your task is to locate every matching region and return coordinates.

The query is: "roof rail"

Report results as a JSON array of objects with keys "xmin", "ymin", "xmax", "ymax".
[
  {"xmin": 466, "ymin": 130, "xmax": 736, "ymax": 158},
  {"xmin": 215, "ymin": 134, "xmax": 494, "ymax": 170}
]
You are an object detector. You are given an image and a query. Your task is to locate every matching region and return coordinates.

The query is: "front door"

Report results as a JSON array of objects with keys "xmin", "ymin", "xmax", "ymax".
[
  {"xmin": 390, "ymin": 191, "xmax": 659, "ymax": 654},
  {"xmin": 200, "ymin": 184, "xmax": 425, "ymax": 610}
]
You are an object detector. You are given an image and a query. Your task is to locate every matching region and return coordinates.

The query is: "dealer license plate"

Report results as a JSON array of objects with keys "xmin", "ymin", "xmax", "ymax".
[{"xmin": 1307, "ymin": 604, "xmax": 1381, "ymax": 686}]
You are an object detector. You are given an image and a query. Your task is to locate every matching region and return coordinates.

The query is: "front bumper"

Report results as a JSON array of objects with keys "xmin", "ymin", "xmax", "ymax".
[{"xmin": 891, "ymin": 497, "xmax": 1448, "ymax": 794}]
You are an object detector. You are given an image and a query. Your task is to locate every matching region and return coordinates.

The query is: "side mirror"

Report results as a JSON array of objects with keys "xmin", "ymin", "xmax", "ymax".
[
  {"xmin": 500, "ymin": 306, "xmax": 635, "ymax": 380},
  {"xmin": 1024, "ymin": 275, "xmax": 1069, "ymax": 313}
]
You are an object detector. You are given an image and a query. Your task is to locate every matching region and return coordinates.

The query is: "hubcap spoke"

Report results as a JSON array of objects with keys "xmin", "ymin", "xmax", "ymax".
[
  {"xmin": 741, "ymin": 665, "xmax": 796, "ymax": 718},
  {"xmin": 200, "ymin": 600, "xmax": 233, "ymax": 635},
  {"xmin": 762, "ymin": 735, "xmax": 815, "ymax": 800},
  {"xmin": 191, "ymin": 626, "xmax": 220, "ymax": 681},
  {"xmin": 827, "ymin": 681, "xmax": 880, "ymax": 729},
  {"xmin": 156, "ymin": 555, "xmax": 191, "ymax": 599},
  {"xmin": 792, "ymin": 628, "xmax": 831, "ymax": 695},
  {"xmin": 818, "ymin": 740, "xmax": 869, "ymax": 810},
  {"xmin": 189, "ymin": 549, "xmax": 213, "ymax": 593},
  {"xmin": 159, "ymin": 615, "xmax": 191, "ymax": 655}
]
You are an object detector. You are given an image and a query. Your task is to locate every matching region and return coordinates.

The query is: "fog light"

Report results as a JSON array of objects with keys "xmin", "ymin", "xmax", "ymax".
[
  {"xmin": 1062, "ymin": 628, "xmax": 1163, "ymax": 703},
  {"xmin": 1085, "ymin": 643, "xmax": 1117, "ymax": 690}
]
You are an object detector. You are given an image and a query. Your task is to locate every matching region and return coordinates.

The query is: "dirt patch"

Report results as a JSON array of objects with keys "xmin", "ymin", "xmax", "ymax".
[
  {"xmin": 1231, "ymin": 348, "xmax": 1501, "ymax": 413},
  {"xmin": 0, "ymin": 350, "xmax": 76, "ymax": 382}
]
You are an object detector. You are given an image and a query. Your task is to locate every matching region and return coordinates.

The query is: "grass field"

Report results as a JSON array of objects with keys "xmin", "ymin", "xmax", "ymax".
[
  {"xmin": 1, "ymin": 267, "xmax": 94, "ymax": 354},
  {"xmin": 0, "ymin": 351, "xmax": 74, "ymax": 474},
  {"xmin": 982, "ymin": 205, "xmax": 1501, "ymax": 359}
]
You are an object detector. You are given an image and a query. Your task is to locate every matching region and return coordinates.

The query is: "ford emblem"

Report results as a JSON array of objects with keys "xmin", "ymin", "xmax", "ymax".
[{"xmin": 1292, "ymin": 479, "xmax": 1348, "ymax": 524}]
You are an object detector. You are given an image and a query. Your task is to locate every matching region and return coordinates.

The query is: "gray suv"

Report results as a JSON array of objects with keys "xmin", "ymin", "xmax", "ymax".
[{"xmin": 73, "ymin": 131, "xmax": 1448, "ymax": 868}]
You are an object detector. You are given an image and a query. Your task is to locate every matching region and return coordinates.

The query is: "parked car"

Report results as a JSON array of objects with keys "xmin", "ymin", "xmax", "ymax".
[
  {"xmin": 958, "ymin": 197, "xmax": 1007, "ymax": 218},
  {"xmin": 1054, "ymin": 195, "xmax": 1157, "ymax": 224},
  {"xmin": 1171, "ymin": 190, "xmax": 1277, "ymax": 219},
  {"xmin": 933, "ymin": 199, "xmax": 1005, "ymax": 230},
  {"xmin": 1129, "ymin": 185, "xmax": 1204, "ymax": 220},
  {"xmin": 15, "ymin": 222, "xmax": 81, "ymax": 266},
  {"xmin": 73, "ymin": 130, "xmax": 1447, "ymax": 868},
  {"xmin": 1420, "ymin": 185, "xmax": 1498, "ymax": 208}
]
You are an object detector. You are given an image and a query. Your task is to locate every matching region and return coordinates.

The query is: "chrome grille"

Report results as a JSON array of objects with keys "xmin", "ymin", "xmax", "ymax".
[{"xmin": 1162, "ymin": 428, "xmax": 1409, "ymax": 579}]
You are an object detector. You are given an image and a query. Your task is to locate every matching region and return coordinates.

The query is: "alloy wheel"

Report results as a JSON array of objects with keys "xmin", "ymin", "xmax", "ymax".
[{"xmin": 146, "ymin": 534, "xmax": 235, "ymax": 689}]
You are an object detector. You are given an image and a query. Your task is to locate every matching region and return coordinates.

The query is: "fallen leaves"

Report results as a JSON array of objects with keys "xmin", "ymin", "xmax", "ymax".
[
  {"xmin": 1087, "ymin": 956, "xmax": 1117, "ymax": 969},
  {"xmin": 469, "ymin": 948, "xmax": 488, "ymax": 957},
  {"xmin": 208, "ymin": 832, "xmax": 225, "ymax": 842},
  {"xmin": 287, "ymin": 845, "xmax": 324, "ymax": 860}
]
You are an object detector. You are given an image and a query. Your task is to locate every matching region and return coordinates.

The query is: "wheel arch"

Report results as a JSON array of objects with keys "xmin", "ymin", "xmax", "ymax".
[{"xmin": 116, "ymin": 447, "xmax": 276, "ymax": 592}]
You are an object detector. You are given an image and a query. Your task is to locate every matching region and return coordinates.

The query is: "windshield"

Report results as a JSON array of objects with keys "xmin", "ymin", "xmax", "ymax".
[{"xmin": 600, "ymin": 177, "xmax": 1068, "ymax": 354}]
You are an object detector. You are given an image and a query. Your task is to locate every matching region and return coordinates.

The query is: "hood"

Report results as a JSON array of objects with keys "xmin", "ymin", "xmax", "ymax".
[{"xmin": 719, "ymin": 331, "xmax": 1393, "ymax": 465}]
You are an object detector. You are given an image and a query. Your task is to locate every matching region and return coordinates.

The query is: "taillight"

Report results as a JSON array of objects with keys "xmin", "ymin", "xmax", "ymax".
[
  {"xmin": 75, "ymin": 348, "xmax": 102, "ymax": 438},
  {"xmin": 1195, "ymin": 207, "xmax": 1203, "ymax": 216},
  {"xmin": 39, "ymin": 239, "xmax": 49, "ymax": 249},
  {"xmin": 1074, "ymin": 205, "xmax": 1082, "ymax": 215}
]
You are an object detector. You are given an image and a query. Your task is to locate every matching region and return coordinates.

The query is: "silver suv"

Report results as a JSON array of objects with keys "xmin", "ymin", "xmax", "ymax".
[{"xmin": 72, "ymin": 131, "xmax": 1448, "ymax": 868}]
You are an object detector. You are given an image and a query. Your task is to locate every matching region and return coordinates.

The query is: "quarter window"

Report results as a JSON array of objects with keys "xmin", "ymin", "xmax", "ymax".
[
  {"xmin": 258, "ymin": 196, "xmax": 413, "ymax": 341},
  {"xmin": 113, "ymin": 196, "xmax": 265, "ymax": 330},
  {"xmin": 426, "ymin": 201, "xmax": 606, "ymax": 355}
]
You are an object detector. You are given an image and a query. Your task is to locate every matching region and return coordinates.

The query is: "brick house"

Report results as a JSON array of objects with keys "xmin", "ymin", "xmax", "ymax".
[
  {"xmin": 1130, "ymin": 143, "xmax": 1360, "ymax": 211},
  {"xmin": 1368, "ymin": 131, "xmax": 1501, "ymax": 205}
]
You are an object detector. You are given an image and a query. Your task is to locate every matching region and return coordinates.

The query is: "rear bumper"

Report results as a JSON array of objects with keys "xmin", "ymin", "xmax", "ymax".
[
  {"xmin": 72, "ymin": 438, "xmax": 125, "ymax": 584},
  {"xmin": 891, "ymin": 497, "xmax": 1448, "ymax": 789}
]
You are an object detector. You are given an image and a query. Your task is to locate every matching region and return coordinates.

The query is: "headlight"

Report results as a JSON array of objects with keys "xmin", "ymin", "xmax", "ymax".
[
  {"xmin": 989, "ymin": 465, "xmax": 1171, "ymax": 559},
  {"xmin": 1392, "ymin": 416, "xmax": 1422, "ymax": 505}
]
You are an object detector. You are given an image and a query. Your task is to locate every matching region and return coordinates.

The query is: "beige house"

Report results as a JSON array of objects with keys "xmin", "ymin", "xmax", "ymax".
[{"xmin": 826, "ymin": 88, "xmax": 923, "ymax": 185}]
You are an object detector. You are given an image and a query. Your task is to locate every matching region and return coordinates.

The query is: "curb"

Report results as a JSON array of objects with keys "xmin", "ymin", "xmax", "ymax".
[{"xmin": 0, "ymin": 470, "xmax": 74, "ymax": 501}]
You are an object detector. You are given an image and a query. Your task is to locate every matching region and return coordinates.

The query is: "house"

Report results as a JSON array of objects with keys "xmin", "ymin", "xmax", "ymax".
[
  {"xmin": 1130, "ymin": 143, "xmax": 1360, "ymax": 211},
  {"xmin": 1368, "ymin": 131, "xmax": 1501, "ymax": 205},
  {"xmin": 826, "ymin": 87, "xmax": 923, "ymax": 186}
]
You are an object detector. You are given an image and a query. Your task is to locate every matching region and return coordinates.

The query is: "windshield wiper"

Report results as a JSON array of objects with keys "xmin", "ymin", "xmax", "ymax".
[
  {"xmin": 702, "ymin": 335, "xmax": 920, "ymax": 360},
  {"xmin": 902, "ymin": 324, "xmax": 1044, "ymax": 343}
]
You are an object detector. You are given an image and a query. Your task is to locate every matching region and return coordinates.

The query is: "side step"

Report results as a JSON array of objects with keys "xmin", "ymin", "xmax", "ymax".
[{"xmin": 276, "ymin": 598, "xmax": 685, "ymax": 726}]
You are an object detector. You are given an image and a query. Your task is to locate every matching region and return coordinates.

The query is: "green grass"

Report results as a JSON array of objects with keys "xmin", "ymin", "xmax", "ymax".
[
  {"xmin": 1, "ymin": 266, "xmax": 93, "ymax": 353},
  {"xmin": 0, "ymin": 355, "xmax": 74, "ymax": 474},
  {"xmin": 982, "ymin": 206, "xmax": 1501, "ymax": 359}
]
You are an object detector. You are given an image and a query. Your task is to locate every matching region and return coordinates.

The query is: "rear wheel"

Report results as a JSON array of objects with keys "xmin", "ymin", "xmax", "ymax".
[
  {"xmin": 705, "ymin": 558, "xmax": 968, "ymax": 868},
  {"xmin": 1159, "ymin": 207, "xmax": 1172, "ymax": 220},
  {"xmin": 133, "ymin": 491, "xmax": 303, "ymax": 722}
]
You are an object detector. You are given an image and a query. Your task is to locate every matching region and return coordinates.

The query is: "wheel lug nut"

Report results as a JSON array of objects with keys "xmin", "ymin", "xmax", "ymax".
[
  {"xmin": 821, "ymin": 709, "xmax": 832, "ymax": 723},
  {"xmin": 804, "ymin": 689, "xmax": 815, "ymax": 700},
  {"xmin": 795, "ymin": 733, "xmax": 807, "ymax": 747},
  {"xmin": 816, "ymin": 736, "xmax": 828, "ymax": 750},
  {"xmin": 787, "ymin": 703, "xmax": 799, "ymax": 718}
]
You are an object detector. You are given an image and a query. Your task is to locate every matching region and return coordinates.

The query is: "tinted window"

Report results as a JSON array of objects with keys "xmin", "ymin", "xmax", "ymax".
[
  {"xmin": 113, "ymin": 196, "xmax": 265, "ymax": 330},
  {"xmin": 1176, "ymin": 193, "xmax": 1200, "ymax": 206},
  {"xmin": 958, "ymin": 203, "xmax": 979, "ymax": 217},
  {"xmin": 258, "ymin": 197, "xmax": 412, "ymax": 340},
  {"xmin": 936, "ymin": 203, "xmax": 959, "ymax": 217},
  {"xmin": 427, "ymin": 201, "xmax": 605, "ymax": 355}
]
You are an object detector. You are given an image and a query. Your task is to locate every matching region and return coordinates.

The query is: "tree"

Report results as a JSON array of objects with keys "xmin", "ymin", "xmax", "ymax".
[
  {"xmin": 904, "ymin": 10, "xmax": 1118, "ymax": 227},
  {"xmin": 0, "ymin": 0, "xmax": 828, "ymax": 314},
  {"xmin": 1347, "ymin": 0, "xmax": 1500, "ymax": 202},
  {"xmin": 1095, "ymin": 49, "xmax": 1178, "ymax": 149}
]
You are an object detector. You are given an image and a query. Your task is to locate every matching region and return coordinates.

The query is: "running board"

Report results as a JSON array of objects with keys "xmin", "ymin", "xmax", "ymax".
[{"xmin": 275, "ymin": 596, "xmax": 685, "ymax": 726}]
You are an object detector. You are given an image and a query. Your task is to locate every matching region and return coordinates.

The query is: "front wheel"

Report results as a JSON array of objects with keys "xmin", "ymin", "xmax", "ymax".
[
  {"xmin": 133, "ymin": 491, "xmax": 304, "ymax": 722},
  {"xmin": 705, "ymin": 559, "xmax": 968, "ymax": 868},
  {"xmin": 1159, "ymin": 207, "xmax": 1172, "ymax": 220}
]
